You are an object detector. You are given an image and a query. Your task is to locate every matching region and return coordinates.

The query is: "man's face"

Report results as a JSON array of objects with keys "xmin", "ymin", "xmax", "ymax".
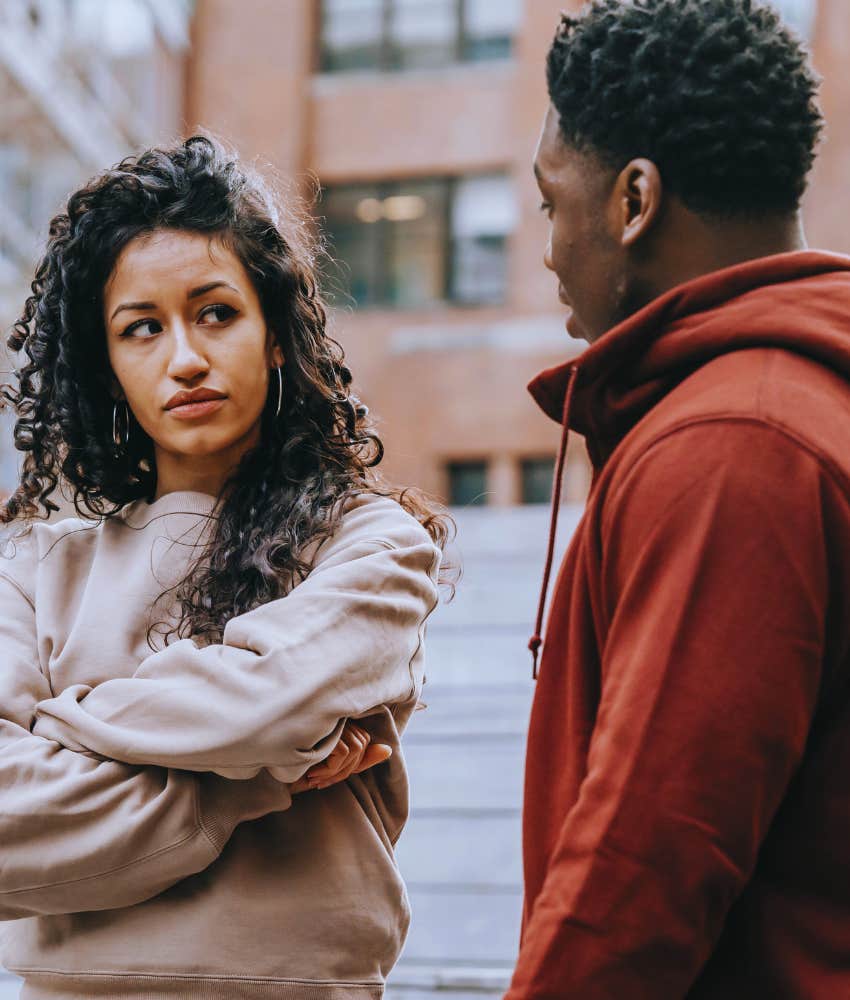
[{"xmin": 533, "ymin": 105, "xmax": 625, "ymax": 344}]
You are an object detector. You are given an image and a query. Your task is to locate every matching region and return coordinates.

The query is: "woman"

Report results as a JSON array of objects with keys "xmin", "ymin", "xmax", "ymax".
[{"xmin": 0, "ymin": 136, "xmax": 448, "ymax": 999}]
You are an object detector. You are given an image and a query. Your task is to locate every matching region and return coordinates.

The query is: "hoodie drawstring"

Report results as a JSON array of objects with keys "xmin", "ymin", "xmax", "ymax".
[{"xmin": 528, "ymin": 364, "xmax": 579, "ymax": 679}]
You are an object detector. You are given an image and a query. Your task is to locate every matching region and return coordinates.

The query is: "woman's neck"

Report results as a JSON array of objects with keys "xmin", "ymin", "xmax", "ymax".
[{"xmin": 154, "ymin": 442, "xmax": 253, "ymax": 500}]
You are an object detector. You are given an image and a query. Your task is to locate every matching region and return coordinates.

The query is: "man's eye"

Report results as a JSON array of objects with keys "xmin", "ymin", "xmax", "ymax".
[
  {"xmin": 120, "ymin": 319, "xmax": 162, "ymax": 338},
  {"xmin": 198, "ymin": 304, "xmax": 237, "ymax": 324},
  {"xmin": 539, "ymin": 201, "xmax": 552, "ymax": 215}
]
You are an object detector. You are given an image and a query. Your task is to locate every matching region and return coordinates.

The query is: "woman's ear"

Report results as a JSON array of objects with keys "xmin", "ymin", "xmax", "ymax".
[
  {"xmin": 107, "ymin": 375, "xmax": 124, "ymax": 402},
  {"xmin": 267, "ymin": 332, "xmax": 284, "ymax": 369}
]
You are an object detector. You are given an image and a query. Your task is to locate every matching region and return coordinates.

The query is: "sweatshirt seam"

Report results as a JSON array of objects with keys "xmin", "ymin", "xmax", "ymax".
[
  {"xmin": 0, "ymin": 569, "xmax": 34, "ymax": 610},
  {"xmin": 193, "ymin": 774, "xmax": 224, "ymax": 853},
  {"xmin": 11, "ymin": 969, "xmax": 382, "ymax": 986},
  {"xmin": 0, "ymin": 823, "xmax": 212, "ymax": 896},
  {"xmin": 605, "ymin": 413, "xmax": 850, "ymax": 520},
  {"xmin": 404, "ymin": 544, "xmax": 442, "ymax": 703}
]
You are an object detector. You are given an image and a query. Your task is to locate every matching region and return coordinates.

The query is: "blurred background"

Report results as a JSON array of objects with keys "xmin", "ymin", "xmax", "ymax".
[{"xmin": 0, "ymin": 0, "xmax": 842, "ymax": 997}]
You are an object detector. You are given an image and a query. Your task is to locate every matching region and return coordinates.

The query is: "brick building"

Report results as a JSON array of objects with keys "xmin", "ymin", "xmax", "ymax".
[
  {"xmin": 0, "ymin": 0, "xmax": 191, "ymax": 491},
  {"xmin": 187, "ymin": 0, "xmax": 841, "ymax": 509}
]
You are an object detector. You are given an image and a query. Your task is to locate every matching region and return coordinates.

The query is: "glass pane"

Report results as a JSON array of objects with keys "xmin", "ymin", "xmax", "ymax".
[
  {"xmin": 69, "ymin": 0, "xmax": 155, "ymax": 56},
  {"xmin": 450, "ymin": 174, "xmax": 515, "ymax": 306},
  {"xmin": 521, "ymin": 457, "xmax": 555, "ymax": 505},
  {"xmin": 448, "ymin": 461, "xmax": 489, "ymax": 506},
  {"xmin": 463, "ymin": 0, "xmax": 520, "ymax": 61},
  {"xmin": 320, "ymin": 0, "xmax": 384, "ymax": 72},
  {"xmin": 319, "ymin": 184, "xmax": 383, "ymax": 307},
  {"xmin": 391, "ymin": 0, "xmax": 457, "ymax": 70},
  {"xmin": 768, "ymin": 0, "xmax": 817, "ymax": 38},
  {"xmin": 384, "ymin": 179, "xmax": 448, "ymax": 307},
  {"xmin": 452, "ymin": 174, "xmax": 516, "ymax": 237}
]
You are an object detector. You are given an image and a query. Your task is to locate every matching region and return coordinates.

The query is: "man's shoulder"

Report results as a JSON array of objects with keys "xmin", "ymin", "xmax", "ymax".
[{"xmin": 621, "ymin": 347, "xmax": 850, "ymax": 484}]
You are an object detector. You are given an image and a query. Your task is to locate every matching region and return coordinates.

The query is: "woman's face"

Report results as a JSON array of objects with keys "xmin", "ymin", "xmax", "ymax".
[{"xmin": 103, "ymin": 229, "xmax": 284, "ymax": 498}]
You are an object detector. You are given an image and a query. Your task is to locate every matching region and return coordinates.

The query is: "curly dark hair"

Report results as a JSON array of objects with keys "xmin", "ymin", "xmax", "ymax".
[
  {"xmin": 1, "ymin": 135, "xmax": 452, "ymax": 644},
  {"xmin": 546, "ymin": 0, "xmax": 823, "ymax": 217}
]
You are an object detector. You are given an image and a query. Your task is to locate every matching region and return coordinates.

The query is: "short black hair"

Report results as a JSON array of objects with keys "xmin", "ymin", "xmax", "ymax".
[{"xmin": 546, "ymin": 0, "xmax": 823, "ymax": 217}]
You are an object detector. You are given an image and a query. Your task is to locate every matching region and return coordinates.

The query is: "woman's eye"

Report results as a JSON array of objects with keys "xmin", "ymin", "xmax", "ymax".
[
  {"xmin": 198, "ymin": 303, "xmax": 237, "ymax": 325},
  {"xmin": 539, "ymin": 201, "xmax": 553, "ymax": 217},
  {"xmin": 120, "ymin": 319, "xmax": 162, "ymax": 339}
]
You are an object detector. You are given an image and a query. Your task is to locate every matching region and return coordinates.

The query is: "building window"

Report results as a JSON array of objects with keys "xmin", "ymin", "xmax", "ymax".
[
  {"xmin": 318, "ymin": 0, "xmax": 521, "ymax": 74},
  {"xmin": 320, "ymin": 174, "xmax": 514, "ymax": 309},
  {"xmin": 520, "ymin": 457, "xmax": 555, "ymax": 505},
  {"xmin": 769, "ymin": 0, "xmax": 817, "ymax": 38},
  {"xmin": 447, "ymin": 460, "xmax": 489, "ymax": 506}
]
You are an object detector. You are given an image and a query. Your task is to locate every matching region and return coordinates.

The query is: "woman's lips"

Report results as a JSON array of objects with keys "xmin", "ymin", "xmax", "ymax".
[{"xmin": 166, "ymin": 398, "xmax": 226, "ymax": 420}]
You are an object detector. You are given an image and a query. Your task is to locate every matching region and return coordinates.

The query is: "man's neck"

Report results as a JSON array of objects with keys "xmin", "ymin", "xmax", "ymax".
[{"xmin": 641, "ymin": 208, "xmax": 808, "ymax": 304}]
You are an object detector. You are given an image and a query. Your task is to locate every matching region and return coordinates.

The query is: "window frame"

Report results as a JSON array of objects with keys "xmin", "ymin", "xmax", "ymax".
[
  {"xmin": 317, "ymin": 0, "xmax": 517, "ymax": 74},
  {"xmin": 446, "ymin": 458, "xmax": 490, "ymax": 507},
  {"xmin": 520, "ymin": 455, "xmax": 556, "ymax": 506},
  {"xmin": 319, "ymin": 173, "xmax": 512, "ymax": 310}
]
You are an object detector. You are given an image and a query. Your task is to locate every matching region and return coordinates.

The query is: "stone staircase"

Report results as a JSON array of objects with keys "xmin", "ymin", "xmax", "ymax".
[{"xmin": 386, "ymin": 504, "xmax": 578, "ymax": 999}]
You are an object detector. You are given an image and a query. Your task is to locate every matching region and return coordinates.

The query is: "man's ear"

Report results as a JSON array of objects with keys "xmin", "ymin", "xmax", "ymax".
[{"xmin": 613, "ymin": 158, "xmax": 663, "ymax": 248}]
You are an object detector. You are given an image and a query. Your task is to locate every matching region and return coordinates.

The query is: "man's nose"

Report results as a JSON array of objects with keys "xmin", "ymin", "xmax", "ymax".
[
  {"xmin": 544, "ymin": 238, "xmax": 554, "ymax": 272},
  {"xmin": 166, "ymin": 324, "xmax": 209, "ymax": 381}
]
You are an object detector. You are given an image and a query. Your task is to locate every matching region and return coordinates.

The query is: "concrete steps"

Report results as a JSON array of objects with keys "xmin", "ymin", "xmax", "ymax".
[
  {"xmin": 386, "ymin": 505, "xmax": 578, "ymax": 997},
  {"xmin": 0, "ymin": 504, "xmax": 579, "ymax": 998}
]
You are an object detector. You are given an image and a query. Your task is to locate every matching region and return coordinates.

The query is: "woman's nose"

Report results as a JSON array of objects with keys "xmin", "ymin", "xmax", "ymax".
[
  {"xmin": 544, "ymin": 238, "xmax": 554, "ymax": 272},
  {"xmin": 166, "ymin": 327, "xmax": 209, "ymax": 381}
]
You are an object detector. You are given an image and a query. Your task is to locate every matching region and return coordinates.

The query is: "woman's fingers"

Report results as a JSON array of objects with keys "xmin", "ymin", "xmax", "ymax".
[
  {"xmin": 300, "ymin": 723, "xmax": 391, "ymax": 790},
  {"xmin": 289, "ymin": 774, "xmax": 312, "ymax": 795},
  {"xmin": 304, "ymin": 722, "xmax": 368, "ymax": 783},
  {"xmin": 325, "ymin": 724, "xmax": 365, "ymax": 777},
  {"xmin": 352, "ymin": 743, "xmax": 393, "ymax": 774}
]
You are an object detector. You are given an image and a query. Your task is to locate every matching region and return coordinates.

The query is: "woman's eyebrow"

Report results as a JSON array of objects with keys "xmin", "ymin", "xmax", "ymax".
[
  {"xmin": 110, "ymin": 300, "xmax": 155, "ymax": 321},
  {"xmin": 187, "ymin": 281, "xmax": 242, "ymax": 300},
  {"xmin": 109, "ymin": 281, "xmax": 242, "ymax": 322}
]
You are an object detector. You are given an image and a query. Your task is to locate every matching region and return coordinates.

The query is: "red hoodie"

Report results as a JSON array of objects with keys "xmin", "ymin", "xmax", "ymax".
[{"xmin": 507, "ymin": 251, "xmax": 850, "ymax": 999}]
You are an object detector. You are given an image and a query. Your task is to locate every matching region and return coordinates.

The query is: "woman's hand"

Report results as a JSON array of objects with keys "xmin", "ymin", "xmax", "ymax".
[{"xmin": 290, "ymin": 721, "xmax": 391, "ymax": 794}]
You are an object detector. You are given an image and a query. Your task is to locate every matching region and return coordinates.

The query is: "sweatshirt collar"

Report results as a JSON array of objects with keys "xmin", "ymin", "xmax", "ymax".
[{"xmin": 120, "ymin": 490, "xmax": 219, "ymax": 529}]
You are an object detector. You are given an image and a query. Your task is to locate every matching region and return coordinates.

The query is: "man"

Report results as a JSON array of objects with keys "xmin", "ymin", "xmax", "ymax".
[{"xmin": 508, "ymin": 1, "xmax": 850, "ymax": 997}]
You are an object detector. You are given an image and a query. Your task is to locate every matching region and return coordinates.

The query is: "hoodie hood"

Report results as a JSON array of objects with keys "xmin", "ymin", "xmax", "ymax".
[
  {"xmin": 525, "ymin": 250, "xmax": 850, "ymax": 676},
  {"xmin": 530, "ymin": 250, "xmax": 850, "ymax": 466}
]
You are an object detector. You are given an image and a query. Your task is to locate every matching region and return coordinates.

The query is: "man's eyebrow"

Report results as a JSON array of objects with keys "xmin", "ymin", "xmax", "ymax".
[{"xmin": 109, "ymin": 281, "xmax": 242, "ymax": 322}]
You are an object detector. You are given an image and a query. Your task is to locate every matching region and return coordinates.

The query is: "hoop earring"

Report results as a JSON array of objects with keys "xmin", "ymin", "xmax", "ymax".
[
  {"xmin": 112, "ymin": 400, "xmax": 130, "ymax": 452},
  {"xmin": 274, "ymin": 365, "xmax": 283, "ymax": 418}
]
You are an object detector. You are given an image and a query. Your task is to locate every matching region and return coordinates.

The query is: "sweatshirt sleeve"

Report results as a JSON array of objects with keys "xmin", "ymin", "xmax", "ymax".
[
  {"xmin": 0, "ymin": 535, "xmax": 291, "ymax": 921},
  {"xmin": 31, "ymin": 498, "xmax": 441, "ymax": 782},
  {"xmin": 507, "ymin": 421, "xmax": 834, "ymax": 1000}
]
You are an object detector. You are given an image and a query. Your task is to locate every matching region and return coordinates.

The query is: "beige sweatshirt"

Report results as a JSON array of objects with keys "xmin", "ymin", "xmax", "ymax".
[{"xmin": 0, "ymin": 490, "xmax": 441, "ymax": 999}]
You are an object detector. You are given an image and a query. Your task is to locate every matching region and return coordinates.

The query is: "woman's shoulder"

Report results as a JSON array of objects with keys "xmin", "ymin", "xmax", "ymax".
[
  {"xmin": 0, "ymin": 515, "xmax": 102, "ymax": 600},
  {"xmin": 337, "ymin": 492, "xmax": 437, "ymax": 551}
]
